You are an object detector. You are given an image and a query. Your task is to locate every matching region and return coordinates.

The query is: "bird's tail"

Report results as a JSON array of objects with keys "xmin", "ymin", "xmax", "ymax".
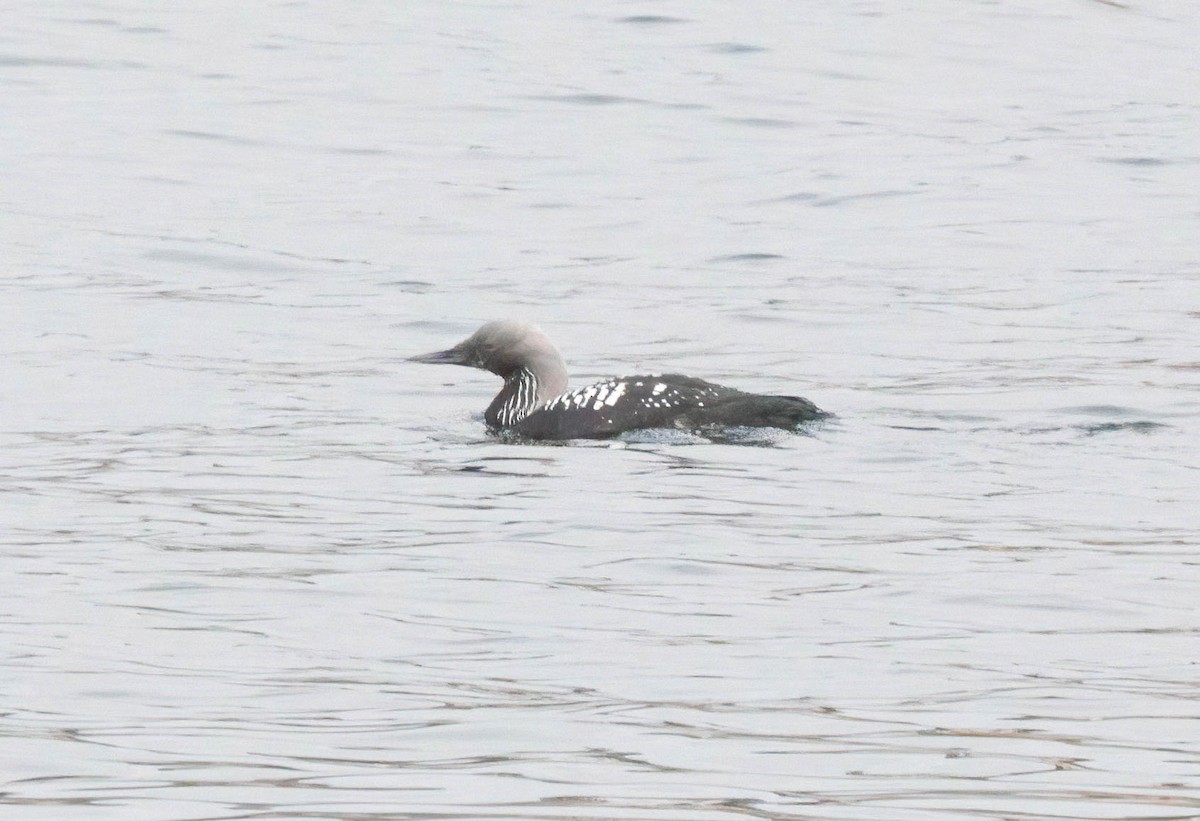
[{"xmin": 699, "ymin": 394, "xmax": 829, "ymax": 429}]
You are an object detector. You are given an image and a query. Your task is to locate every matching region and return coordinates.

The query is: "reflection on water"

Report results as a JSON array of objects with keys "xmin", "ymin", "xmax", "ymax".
[{"xmin": 3, "ymin": 0, "xmax": 1198, "ymax": 819}]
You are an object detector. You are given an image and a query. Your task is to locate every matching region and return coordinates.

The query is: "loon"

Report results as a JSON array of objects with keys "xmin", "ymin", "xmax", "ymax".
[{"xmin": 410, "ymin": 320, "xmax": 828, "ymax": 440}]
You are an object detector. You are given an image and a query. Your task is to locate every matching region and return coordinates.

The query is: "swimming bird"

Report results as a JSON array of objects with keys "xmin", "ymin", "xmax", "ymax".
[{"xmin": 410, "ymin": 320, "xmax": 828, "ymax": 440}]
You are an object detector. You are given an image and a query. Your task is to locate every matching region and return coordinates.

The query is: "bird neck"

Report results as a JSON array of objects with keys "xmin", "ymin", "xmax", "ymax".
[
  {"xmin": 485, "ymin": 367, "xmax": 543, "ymax": 428},
  {"xmin": 483, "ymin": 347, "xmax": 569, "ymax": 428}
]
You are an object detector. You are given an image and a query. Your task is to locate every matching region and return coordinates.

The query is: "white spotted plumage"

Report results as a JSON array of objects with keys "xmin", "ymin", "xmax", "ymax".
[
  {"xmin": 546, "ymin": 379, "xmax": 627, "ymax": 412},
  {"xmin": 536, "ymin": 376, "xmax": 730, "ymax": 428}
]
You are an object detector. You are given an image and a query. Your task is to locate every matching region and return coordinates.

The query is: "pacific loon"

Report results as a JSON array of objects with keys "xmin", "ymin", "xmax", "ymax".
[{"xmin": 411, "ymin": 320, "xmax": 828, "ymax": 440}]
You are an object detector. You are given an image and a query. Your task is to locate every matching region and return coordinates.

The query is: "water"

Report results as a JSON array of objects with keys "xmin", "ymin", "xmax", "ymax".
[{"xmin": 3, "ymin": 1, "xmax": 1198, "ymax": 819}]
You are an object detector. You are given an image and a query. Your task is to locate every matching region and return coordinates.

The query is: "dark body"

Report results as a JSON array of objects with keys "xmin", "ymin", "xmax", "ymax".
[{"xmin": 512, "ymin": 374, "xmax": 825, "ymax": 440}]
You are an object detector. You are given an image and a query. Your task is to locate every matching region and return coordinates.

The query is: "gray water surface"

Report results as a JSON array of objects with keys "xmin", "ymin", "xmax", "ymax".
[{"xmin": 3, "ymin": 2, "xmax": 1199, "ymax": 819}]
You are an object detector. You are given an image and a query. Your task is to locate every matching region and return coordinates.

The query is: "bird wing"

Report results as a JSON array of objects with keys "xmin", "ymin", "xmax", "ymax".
[{"xmin": 514, "ymin": 374, "xmax": 736, "ymax": 440}]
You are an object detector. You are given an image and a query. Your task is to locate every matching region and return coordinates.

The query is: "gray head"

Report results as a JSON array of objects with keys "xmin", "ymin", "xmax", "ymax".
[{"xmin": 410, "ymin": 320, "xmax": 569, "ymax": 397}]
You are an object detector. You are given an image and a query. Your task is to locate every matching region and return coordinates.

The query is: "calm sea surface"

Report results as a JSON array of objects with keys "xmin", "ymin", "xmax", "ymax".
[{"xmin": 3, "ymin": 2, "xmax": 1198, "ymax": 819}]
